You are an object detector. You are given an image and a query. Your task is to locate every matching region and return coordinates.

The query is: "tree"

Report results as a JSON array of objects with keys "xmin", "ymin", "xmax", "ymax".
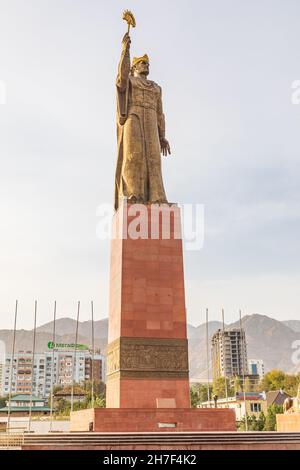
[
  {"xmin": 0, "ymin": 396, "xmax": 7, "ymax": 408},
  {"xmin": 282, "ymin": 374, "xmax": 299, "ymax": 397},
  {"xmin": 56, "ymin": 398, "xmax": 71, "ymax": 416},
  {"xmin": 244, "ymin": 377, "xmax": 252, "ymax": 392},
  {"xmin": 259, "ymin": 370, "xmax": 300, "ymax": 397},
  {"xmin": 94, "ymin": 396, "xmax": 105, "ymax": 408},
  {"xmin": 48, "ymin": 385, "xmax": 64, "ymax": 406},
  {"xmin": 190, "ymin": 386, "xmax": 200, "ymax": 408},
  {"xmin": 264, "ymin": 404, "xmax": 283, "ymax": 431},
  {"xmin": 213, "ymin": 377, "xmax": 234, "ymax": 399},
  {"xmin": 190, "ymin": 384, "xmax": 213, "ymax": 408},
  {"xmin": 238, "ymin": 415, "xmax": 255, "ymax": 431},
  {"xmin": 82, "ymin": 379, "xmax": 106, "ymax": 402},
  {"xmin": 259, "ymin": 370, "xmax": 287, "ymax": 392},
  {"xmin": 234, "ymin": 376, "xmax": 242, "ymax": 393},
  {"xmin": 238, "ymin": 412, "xmax": 266, "ymax": 431},
  {"xmin": 256, "ymin": 411, "xmax": 266, "ymax": 431}
]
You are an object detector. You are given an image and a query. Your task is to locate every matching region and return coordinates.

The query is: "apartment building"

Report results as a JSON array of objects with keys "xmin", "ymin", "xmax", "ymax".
[
  {"xmin": 211, "ymin": 328, "xmax": 248, "ymax": 381},
  {"xmin": 1, "ymin": 350, "xmax": 105, "ymax": 398}
]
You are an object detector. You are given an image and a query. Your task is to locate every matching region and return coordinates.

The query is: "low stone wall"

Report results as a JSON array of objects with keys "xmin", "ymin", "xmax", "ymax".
[
  {"xmin": 70, "ymin": 408, "xmax": 236, "ymax": 433},
  {"xmin": 70, "ymin": 409, "xmax": 95, "ymax": 432},
  {"xmin": 277, "ymin": 413, "xmax": 300, "ymax": 432},
  {"xmin": 0, "ymin": 417, "xmax": 70, "ymax": 433}
]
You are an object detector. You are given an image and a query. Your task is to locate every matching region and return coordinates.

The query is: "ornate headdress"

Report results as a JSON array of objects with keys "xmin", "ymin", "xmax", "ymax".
[{"xmin": 132, "ymin": 54, "xmax": 149, "ymax": 67}]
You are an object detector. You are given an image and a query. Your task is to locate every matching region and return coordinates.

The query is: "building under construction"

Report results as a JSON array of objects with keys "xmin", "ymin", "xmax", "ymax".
[{"xmin": 211, "ymin": 328, "xmax": 248, "ymax": 381}]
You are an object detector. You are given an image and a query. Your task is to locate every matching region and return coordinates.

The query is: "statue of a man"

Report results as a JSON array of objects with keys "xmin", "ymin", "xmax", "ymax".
[{"xmin": 114, "ymin": 33, "xmax": 171, "ymax": 210}]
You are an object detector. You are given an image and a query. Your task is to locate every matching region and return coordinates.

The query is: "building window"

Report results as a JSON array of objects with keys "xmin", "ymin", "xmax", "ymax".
[{"xmin": 250, "ymin": 403, "xmax": 261, "ymax": 413}]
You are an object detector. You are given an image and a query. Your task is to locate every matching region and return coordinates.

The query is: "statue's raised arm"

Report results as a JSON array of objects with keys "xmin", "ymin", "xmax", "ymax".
[{"xmin": 116, "ymin": 33, "xmax": 131, "ymax": 91}]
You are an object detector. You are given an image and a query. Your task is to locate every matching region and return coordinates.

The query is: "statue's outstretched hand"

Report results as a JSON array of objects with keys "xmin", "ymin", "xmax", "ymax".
[
  {"xmin": 122, "ymin": 33, "xmax": 131, "ymax": 52},
  {"xmin": 160, "ymin": 138, "xmax": 171, "ymax": 156}
]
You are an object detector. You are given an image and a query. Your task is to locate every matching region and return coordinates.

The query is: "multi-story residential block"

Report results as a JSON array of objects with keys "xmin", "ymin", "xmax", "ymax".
[
  {"xmin": 0, "ymin": 362, "xmax": 4, "ymax": 396},
  {"xmin": 84, "ymin": 356, "xmax": 103, "ymax": 383},
  {"xmin": 1, "ymin": 350, "xmax": 106, "ymax": 398},
  {"xmin": 2, "ymin": 351, "xmax": 45, "ymax": 397},
  {"xmin": 0, "ymin": 340, "xmax": 5, "ymax": 395},
  {"xmin": 211, "ymin": 328, "xmax": 248, "ymax": 381}
]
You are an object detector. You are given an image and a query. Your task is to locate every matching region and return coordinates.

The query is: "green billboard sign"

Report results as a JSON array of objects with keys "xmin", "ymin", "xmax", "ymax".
[{"xmin": 47, "ymin": 341, "xmax": 89, "ymax": 351}]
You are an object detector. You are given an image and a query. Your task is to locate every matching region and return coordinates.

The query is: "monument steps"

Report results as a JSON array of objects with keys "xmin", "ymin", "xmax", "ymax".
[{"xmin": 22, "ymin": 431, "xmax": 300, "ymax": 448}]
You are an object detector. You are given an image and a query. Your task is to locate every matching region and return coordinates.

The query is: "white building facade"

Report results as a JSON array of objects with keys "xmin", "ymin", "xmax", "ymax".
[{"xmin": 248, "ymin": 359, "xmax": 265, "ymax": 379}]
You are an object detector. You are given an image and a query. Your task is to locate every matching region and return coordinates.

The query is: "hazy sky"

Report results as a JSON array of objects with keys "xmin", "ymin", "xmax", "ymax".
[{"xmin": 0, "ymin": 0, "xmax": 299, "ymax": 329}]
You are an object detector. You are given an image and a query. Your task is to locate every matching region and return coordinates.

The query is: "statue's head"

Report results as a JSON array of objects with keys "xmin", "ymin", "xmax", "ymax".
[{"xmin": 132, "ymin": 54, "xmax": 149, "ymax": 77}]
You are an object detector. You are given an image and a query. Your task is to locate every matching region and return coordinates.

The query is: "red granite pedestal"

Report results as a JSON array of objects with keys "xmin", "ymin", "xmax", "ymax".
[
  {"xmin": 71, "ymin": 202, "xmax": 236, "ymax": 432},
  {"xmin": 106, "ymin": 202, "xmax": 190, "ymax": 410}
]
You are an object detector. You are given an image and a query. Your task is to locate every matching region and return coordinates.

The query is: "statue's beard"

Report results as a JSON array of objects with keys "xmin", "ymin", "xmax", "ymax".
[{"xmin": 134, "ymin": 70, "xmax": 149, "ymax": 78}]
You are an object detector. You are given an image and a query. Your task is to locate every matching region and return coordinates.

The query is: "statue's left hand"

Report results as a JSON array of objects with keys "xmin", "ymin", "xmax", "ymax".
[{"xmin": 160, "ymin": 138, "xmax": 171, "ymax": 156}]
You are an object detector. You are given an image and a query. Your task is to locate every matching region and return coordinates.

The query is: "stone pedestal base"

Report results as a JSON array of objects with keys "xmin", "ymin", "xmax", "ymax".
[
  {"xmin": 75, "ymin": 203, "xmax": 237, "ymax": 434},
  {"xmin": 106, "ymin": 203, "xmax": 190, "ymax": 409},
  {"xmin": 70, "ymin": 408, "xmax": 236, "ymax": 432}
]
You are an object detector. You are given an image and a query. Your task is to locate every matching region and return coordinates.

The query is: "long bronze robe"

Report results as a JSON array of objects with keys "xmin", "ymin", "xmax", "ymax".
[{"xmin": 114, "ymin": 49, "xmax": 168, "ymax": 210}]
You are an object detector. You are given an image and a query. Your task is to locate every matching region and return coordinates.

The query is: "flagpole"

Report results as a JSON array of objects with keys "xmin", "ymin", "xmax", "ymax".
[
  {"xmin": 222, "ymin": 308, "xmax": 229, "ymax": 408},
  {"xmin": 239, "ymin": 309, "xmax": 248, "ymax": 431},
  {"xmin": 71, "ymin": 301, "xmax": 80, "ymax": 413},
  {"xmin": 49, "ymin": 301, "xmax": 57, "ymax": 432},
  {"xmin": 28, "ymin": 300, "xmax": 37, "ymax": 432},
  {"xmin": 206, "ymin": 308, "xmax": 211, "ymax": 405},
  {"xmin": 91, "ymin": 300, "xmax": 95, "ymax": 408},
  {"xmin": 7, "ymin": 300, "xmax": 18, "ymax": 432}
]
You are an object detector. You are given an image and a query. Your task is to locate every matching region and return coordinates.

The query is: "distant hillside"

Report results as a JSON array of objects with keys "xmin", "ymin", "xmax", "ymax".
[
  {"xmin": 283, "ymin": 320, "xmax": 300, "ymax": 333},
  {"xmin": 0, "ymin": 314, "xmax": 299, "ymax": 378},
  {"xmin": 188, "ymin": 321, "xmax": 223, "ymax": 380},
  {"xmin": 230, "ymin": 314, "xmax": 300, "ymax": 374},
  {"xmin": 36, "ymin": 318, "xmax": 108, "ymax": 339},
  {"xmin": 0, "ymin": 318, "xmax": 108, "ymax": 355}
]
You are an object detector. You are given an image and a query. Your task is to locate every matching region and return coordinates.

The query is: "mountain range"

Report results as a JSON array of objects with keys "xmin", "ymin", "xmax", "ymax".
[{"xmin": 0, "ymin": 314, "xmax": 299, "ymax": 380}]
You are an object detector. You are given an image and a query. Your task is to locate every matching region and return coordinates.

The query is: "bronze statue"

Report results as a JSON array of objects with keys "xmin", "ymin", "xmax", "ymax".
[{"xmin": 114, "ymin": 12, "xmax": 171, "ymax": 210}]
